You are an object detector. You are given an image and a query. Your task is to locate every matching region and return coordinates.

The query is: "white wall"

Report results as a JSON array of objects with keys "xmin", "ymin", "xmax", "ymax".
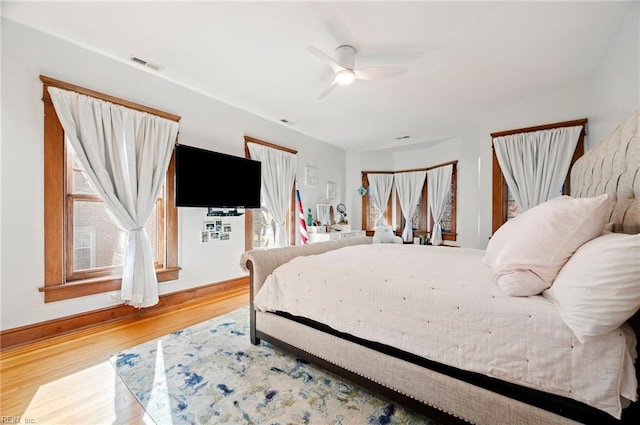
[
  {"xmin": 0, "ymin": 19, "xmax": 345, "ymax": 330},
  {"xmin": 586, "ymin": 7, "xmax": 639, "ymax": 148}
]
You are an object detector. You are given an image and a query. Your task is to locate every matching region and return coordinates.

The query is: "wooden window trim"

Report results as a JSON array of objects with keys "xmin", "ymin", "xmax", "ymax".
[
  {"xmin": 243, "ymin": 136, "xmax": 298, "ymax": 251},
  {"xmin": 490, "ymin": 119, "xmax": 587, "ymax": 234},
  {"xmin": 362, "ymin": 161, "xmax": 458, "ymax": 240},
  {"xmin": 40, "ymin": 75, "xmax": 181, "ymax": 303}
]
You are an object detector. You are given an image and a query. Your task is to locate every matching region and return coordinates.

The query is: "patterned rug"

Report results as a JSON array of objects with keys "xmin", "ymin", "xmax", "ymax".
[{"xmin": 109, "ymin": 307, "xmax": 440, "ymax": 424}]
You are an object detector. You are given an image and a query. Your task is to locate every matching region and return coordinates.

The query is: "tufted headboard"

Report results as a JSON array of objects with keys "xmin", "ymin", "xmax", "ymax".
[{"xmin": 571, "ymin": 110, "xmax": 640, "ymax": 234}]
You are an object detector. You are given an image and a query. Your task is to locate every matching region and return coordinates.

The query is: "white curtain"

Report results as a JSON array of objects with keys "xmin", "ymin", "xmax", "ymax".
[
  {"xmin": 368, "ymin": 174, "xmax": 394, "ymax": 226},
  {"xmin": 427, "ymin": 164, "xmax": 453, "ymax": 246},
  {"xmin": 247, "ymin": 143, "xmax": 297, "ymax": 248},
  {"xmin": 48, "ymin": 87, "xmax": 179, "ymax": 308},
  {"xmin": 394, "ymin": 171, "xmax": 427, "ymax": 242},
  {"xmin": 493, "ymin": 126, "xmax": 582, "ymax": 213}
]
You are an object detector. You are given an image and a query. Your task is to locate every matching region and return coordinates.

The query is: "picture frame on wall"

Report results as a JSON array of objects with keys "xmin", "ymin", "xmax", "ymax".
[
  {"xmin": 305, "ymin": 166, "xmax": 319, "ymax": 186},
  {"xmin": 326, "ymin": 181, "xmax": 337, "ymax": 200}
]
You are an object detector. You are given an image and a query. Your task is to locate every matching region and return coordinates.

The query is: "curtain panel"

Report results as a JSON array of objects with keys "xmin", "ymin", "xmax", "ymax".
[
  {"xmin": 394, "ymin": 171, "xmax": 427, "ymax": 242},
  {"xmin": 48, "ymin": 87, "xmax": 179, "ymax": 308},
  {"xmin": 368, "ymin": 174, "xmax": 395, "ymax": 227},
  {"xmin": 247, "ymin": 142, "xmax": 297, "ymax": 248},
  {"xmin": 493, "ymin": 126, "xmax": 582, "ymax": 213},
  {"xmin": 427, "ymin": 164, "xmax": 453, "ymax": 246}
]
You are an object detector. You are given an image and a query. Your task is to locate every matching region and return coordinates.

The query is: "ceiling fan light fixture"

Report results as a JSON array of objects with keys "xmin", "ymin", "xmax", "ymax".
[
  {"xmin": 307, "ymin": 44, "xmax": 406, "ymax": 99},
  {"xmin": 335, "ymin": 69, "xmax": 356, "ymax": 85}
]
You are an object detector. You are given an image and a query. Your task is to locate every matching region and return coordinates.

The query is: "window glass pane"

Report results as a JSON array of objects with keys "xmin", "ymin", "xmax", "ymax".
[
  {"xmin": 74, "ymin": 226, "xmax": 96, "ymax": 270},
  {"xmin": 252, "ymin": 206, "xmax": 275, "ymax": 249},
  {"xmin": 72, "ymin": 200, "xmax": 126, "ymax": 270},
  {"xmin": 368, "ymin": 192, "xmax": 381, "ymax": 230},
  {"xmin": 411, "ymin": 193, "xmax": 422, "ymax": 230},
  {"xmin": 506, "ymin": 185, "xmax": 519, "ymax": 221},
  {"xmin": 72, "ymin": 200, "xmax": 158, "ymax": 271},
  {"xmin": 440, "ymin": 180, "xmax": 454, "ymax": 232},
  {"xmin": 67, "ymin": 138, "xmax": 97, "ymax": 195}
]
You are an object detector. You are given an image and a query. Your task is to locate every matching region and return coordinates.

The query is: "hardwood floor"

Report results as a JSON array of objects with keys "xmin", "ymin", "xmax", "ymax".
[{"xmin": 0, "ymin": 287, "xmax": 249, "ymax": 424}]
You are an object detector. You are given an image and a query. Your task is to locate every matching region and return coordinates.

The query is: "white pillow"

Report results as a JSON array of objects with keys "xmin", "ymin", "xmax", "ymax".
[
  {"xmin": 543, "ymin": 232, "xmax": 640, "ymax": 343},
  {"xmin": 483, "ymin": 194, "xmax": 609, "ymax": 296},
  {"xmin": 372, "ymin": 226, "xmax": 403, "ymax": 244},
  {"xmin": 372, "ymin": 226, "xmax": 393, "ymax": 243}
]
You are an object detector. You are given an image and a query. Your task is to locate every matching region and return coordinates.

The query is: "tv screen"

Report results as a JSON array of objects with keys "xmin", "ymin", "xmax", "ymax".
[{"xmin": 175, "ymin": 144, "xmax": 262, "ymax": 209}]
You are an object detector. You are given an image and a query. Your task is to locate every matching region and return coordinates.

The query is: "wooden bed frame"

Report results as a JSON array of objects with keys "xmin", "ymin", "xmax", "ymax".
[{"xmin": 241, "ymin": 110, "xmax": 639, "ymax": 425}]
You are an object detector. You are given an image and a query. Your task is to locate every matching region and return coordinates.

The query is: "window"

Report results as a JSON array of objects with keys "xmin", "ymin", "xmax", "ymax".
[
  {"xmin": 66, "ymin": 140, "xmax": 163, "ymax": 279},
  {"xmin": 362, "ymin": 173, "xmax": 395, "ymax": 232},
  {"xmin": 41, "ymin": 76, "xmax": 180, "ymax": 303},
  {"xmin": 491, "ymin": 119, "xmax": 586, "ymax": 233},
  {"xmin": 361, "ymin": 161, "xmax": 457, "ymax": 241},
  {"xmin": 244, "ymin": 136, "xmax": 297, "ymax": 250}
]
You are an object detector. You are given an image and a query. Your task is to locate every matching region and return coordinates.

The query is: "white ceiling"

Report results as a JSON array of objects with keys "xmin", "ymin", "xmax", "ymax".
[{"xmin": 2, "ymin": 1, "xmax": 635, "ymax": 151}]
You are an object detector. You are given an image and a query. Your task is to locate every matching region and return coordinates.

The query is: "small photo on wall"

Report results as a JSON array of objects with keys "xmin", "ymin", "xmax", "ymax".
[
  {"xmin": 215, "ymin": 220, "xmax": 223, "ymax": 231},
  {"xmin": 210, "ymin": 231, "xmax": 220, "ymax": 240},
  {"xmin": 220, "ymin": 233, "xmax": 230, "ymax": 241},
  {"xmin": 204, "ymin": 221, "xmax": 216, "ymax": 230},
  {"xmin": 223, "ymin": 224, "xmax": 232, "ymax": 232},
  {"xmin": 200, "ymin": 230, "xmax": 210, "ymax": 243}
]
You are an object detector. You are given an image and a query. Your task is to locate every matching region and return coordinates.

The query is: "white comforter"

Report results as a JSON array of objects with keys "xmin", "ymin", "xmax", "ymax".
[{"xmin": 254, "ymin": 244, "xmax": 637, "ymax": 418}]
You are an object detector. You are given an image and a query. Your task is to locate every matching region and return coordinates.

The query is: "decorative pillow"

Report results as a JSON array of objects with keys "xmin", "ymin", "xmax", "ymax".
[
  {"xmin": 483, "ymin": 194, "xmax": 609, "ymax": 296},
  {"xmin": 543, "ymin": 232, "xmax": 640, "ymax": 343},
  {"xmin": 372, "ymin": 226, "xmax": 403, "ymax": 244}
]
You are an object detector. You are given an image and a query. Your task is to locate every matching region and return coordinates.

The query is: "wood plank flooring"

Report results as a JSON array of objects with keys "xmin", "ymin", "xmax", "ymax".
[{"xmin": 0, "ymin": 287, "xmax": 249, "ymax": 424}]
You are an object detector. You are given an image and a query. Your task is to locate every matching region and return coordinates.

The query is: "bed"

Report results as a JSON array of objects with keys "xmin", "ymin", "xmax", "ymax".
[{"xmin": 240, "ymin": 110, "xmax": 639, "ymax": 425}]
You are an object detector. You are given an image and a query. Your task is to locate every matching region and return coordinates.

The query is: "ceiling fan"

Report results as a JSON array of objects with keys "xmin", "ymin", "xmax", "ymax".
[{"xmin": 307, "ymin": 45, "xmax": 407, "ymax": 99}]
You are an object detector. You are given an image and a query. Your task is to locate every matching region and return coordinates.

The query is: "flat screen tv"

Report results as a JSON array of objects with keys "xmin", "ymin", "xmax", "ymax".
[{"xmin": 175, "ymin": 144, "xmax": 262, "ymax": 209}]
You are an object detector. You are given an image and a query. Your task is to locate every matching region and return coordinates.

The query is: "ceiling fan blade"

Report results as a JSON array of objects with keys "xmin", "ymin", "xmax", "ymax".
[
  {"xmin": 354, "ymin": 67, "xmax": 407, "ymax": 80},
  {"xmin": 307, "ymin": 46, "xmax": 344, "ymax": 73},
  {"xmin": 318, "ymin": 80, "xmax": 338, "ymax": 100}
]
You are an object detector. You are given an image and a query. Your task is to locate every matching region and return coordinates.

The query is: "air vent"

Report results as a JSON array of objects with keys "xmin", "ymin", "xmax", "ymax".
[{"xmin": 130, "ymin": 56, "xmax": 162, "ymax": 71}]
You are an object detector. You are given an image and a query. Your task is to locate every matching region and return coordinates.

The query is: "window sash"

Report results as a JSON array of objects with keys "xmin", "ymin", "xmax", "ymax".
[{"xmin": 65, "ymin": 193, "xmax": 165, "ymax": 281}]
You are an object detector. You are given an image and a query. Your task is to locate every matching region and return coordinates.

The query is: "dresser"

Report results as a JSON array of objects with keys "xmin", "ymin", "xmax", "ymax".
[{"xmin": 308, "ymin": 230, "xmax": 366, "ymax": 244}]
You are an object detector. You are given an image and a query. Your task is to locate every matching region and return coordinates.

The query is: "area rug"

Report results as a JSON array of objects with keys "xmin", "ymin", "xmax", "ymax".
[{"xmin": 109, "ymin": 307, "xmax": 439, "ymax": 424}]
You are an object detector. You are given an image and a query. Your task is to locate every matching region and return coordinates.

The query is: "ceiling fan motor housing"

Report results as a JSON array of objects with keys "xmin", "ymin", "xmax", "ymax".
[{"xmin": 334, "ymin": 45, "xmax": 356, "ymax": 69}]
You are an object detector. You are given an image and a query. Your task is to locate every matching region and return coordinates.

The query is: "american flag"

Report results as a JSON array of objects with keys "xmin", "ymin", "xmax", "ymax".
[{"xmin": 296, "ymin": 188, "xmax": 308, "ymax": 244}]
